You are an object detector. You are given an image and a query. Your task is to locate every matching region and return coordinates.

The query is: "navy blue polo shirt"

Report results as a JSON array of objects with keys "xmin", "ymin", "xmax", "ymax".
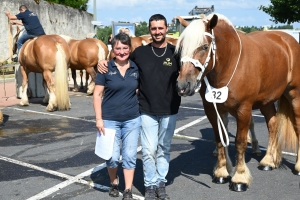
[
  {"xmin": 95, "ymin": 59, "xmax": 139, "ymax": 121},
  {"xmin": 16, "ymin": 10, "xmax": 45, "ymax": 36}
]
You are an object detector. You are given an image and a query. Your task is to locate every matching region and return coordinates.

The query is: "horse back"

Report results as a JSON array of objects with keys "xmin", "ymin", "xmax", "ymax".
[{"xmin": 19, "ymin": 35, "xmax": 70, "ymax": 73}]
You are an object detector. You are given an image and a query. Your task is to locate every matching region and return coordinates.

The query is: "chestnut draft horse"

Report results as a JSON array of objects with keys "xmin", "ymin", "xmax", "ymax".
[
  {"xmin": 60, "ymin": 36, "xmax": 108, "ymax": 95},
  {"xmin": 175, "ymin": 13, "xmax": 300, "ymax": 191},
  {"xmin": 14, "ymin": 29, "xmax": 71, "ymax": 111}
]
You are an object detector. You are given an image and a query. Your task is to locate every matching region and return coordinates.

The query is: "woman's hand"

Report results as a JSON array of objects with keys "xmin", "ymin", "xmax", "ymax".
[{"xmin": 96, "ymin": 119, "xmax": 105, "ymax": 135}]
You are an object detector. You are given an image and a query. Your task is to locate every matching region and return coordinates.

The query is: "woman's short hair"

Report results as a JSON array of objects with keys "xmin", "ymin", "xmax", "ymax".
[{"xmin": 112, "ymin": 33, "xmax": 131, "ymax": 49}]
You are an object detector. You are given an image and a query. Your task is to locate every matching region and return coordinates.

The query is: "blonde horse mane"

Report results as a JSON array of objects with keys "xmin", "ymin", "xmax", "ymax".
[{"xmin": 175, "ymin": 13, "xmax": 234, "ymax": 59}]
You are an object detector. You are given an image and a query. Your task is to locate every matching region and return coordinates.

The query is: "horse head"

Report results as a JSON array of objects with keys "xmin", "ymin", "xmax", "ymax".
[{"xmin": 175, "ymin": 14, "xmax": 218, "ymax": 96}]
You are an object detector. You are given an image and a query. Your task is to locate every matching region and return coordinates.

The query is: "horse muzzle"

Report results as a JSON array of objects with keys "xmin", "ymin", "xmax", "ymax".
[{"xmin": 176, "ymin": 80, "xmax": 195, "ymax": 96}]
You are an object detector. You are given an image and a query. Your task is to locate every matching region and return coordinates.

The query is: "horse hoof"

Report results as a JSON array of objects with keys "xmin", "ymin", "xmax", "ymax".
[
  {"xmin": 212, "ymin": 176, "xmax": 230, "ymax": 184},
  {"xmin": 72, "ymin": 88, "xmax": 79, "ymax": 92},
  {"xmin": 258, "ymin": 165, "xmax": 273, "ymax": 171},
  {"xmin": 292, "ymin": 169, "xmax": 300, "ymax": 175},
  {"xmin": 229, "ymin": 182, "xmax": 248, "ymax": 192}
]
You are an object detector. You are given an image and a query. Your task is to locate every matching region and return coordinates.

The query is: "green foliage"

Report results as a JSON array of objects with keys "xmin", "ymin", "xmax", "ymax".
[
  {"xmin": 135, "ymin": 22, "xmax": 149, "ymax": 36},
  {"xmin": 237, "ymin": 26, "xmax": 263, "ymax": 33},
  {"xmin": 236, "ymin": 24, "xmax": 294, "ymax": 33},
  {"xmin": 45, "ymin": 0, "xmax": 88, "ymax": 11},
  {"xmin": 259, "ymin": 0, "xmax": 300, "ymax": 24},
  {"xmin": 96, "ymin": 26, "xmax": 112, "ymax": 45}
]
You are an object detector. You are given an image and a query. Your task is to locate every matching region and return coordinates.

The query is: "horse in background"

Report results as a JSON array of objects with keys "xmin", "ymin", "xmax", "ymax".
[
  {"xmin": 13, "ymin": 28, "xmax": 71, "ymax": 111},
  {"xmin": 175, "ymin": 14, "xmax": 300, "ymax": 191},
  {"xmin": 60, "ymin": 35, "xmax": 108, "ymax": 95}
]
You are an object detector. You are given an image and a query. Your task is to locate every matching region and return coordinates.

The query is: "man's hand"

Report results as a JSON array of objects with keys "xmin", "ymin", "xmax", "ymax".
[
  {"xmin": 97, "ymin": 60, "xmax": 109, "ymax": 74},
  {"xmin": 5, "ymin": 11, "xmax": 10, "ymax": 17}
]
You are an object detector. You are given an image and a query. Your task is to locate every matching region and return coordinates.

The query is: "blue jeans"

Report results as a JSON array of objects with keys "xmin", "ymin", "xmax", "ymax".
[
  {"xmin": 104, "ymin": 116, "xmax": 141, "ymax": 169},
  {"xmin": 17, "ymin": 31, "xmax": 38, "ymax": 52},
  {"xmin": 140, "ymin": 112, "xmax": 177, "ymax": 187}
]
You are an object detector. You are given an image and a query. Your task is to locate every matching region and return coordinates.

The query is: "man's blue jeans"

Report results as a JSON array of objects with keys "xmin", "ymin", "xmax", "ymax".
[
  {"xmin": 140, "ymin": 112, "xmax": 177, "ymax": 187},
  {"xmin": 17, "ymin": 31, "xmax": 38, "ymax": 52}
]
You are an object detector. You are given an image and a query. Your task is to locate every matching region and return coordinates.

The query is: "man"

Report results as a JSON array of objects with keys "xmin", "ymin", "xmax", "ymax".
[
  {"xmin": 98, "ymin": 14, "xmax": 181, "ymax": 200},
  {"xmin": 5, "ymin": 5, "xmax": 45, "ymax": 62}
]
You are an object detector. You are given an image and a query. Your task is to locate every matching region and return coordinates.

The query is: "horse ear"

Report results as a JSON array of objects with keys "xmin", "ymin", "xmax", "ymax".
[
  {"xmin": 177, "ymin": 16, "xmax": 189, "ymax": 27},
  {"xmin": 208, "ymin": 14, "xmax": 218, "ymax": 30}
]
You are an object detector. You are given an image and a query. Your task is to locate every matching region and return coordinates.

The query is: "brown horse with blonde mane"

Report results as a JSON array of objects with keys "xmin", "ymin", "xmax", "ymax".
[
  {"xmin": 175, "ymin": 14, "xmax": 300, "ymax": 191},
  {"xmin": 60, "ymin": 36, "xmax": 108, "ymax": 95},
  {"xmin": 15, "ymin": 29, "xmax": 71, "ymax": 112}
]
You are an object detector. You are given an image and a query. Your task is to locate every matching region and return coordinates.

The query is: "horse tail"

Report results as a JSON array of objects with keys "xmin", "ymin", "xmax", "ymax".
[
  {"xmin": 54, "ymin": 43, "xmax": 70, "ymax": 110},
  {"xmin": 96, "ymin": 42, "xmax": 106, "ymax": 61},
  {"xmin": 276, "ymin": 95, "xmax": 298, "ymax": 153}
]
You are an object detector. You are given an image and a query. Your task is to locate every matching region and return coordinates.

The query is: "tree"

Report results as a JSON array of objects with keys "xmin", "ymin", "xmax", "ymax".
[
  {"xmin": 45, "ymin": 0, "xmax": 88, "ymax": 11},
  {"xmin": 259, "ymin": 0, "xmax": 300, "ymax": 24}
]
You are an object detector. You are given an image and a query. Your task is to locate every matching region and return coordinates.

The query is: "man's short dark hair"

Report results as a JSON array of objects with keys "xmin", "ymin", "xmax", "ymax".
[
  {"xmin": 112, "ymin": 32, "xmax": 131, "ymax": 49},
  {"xmin": 19, "ymin": 5, "xmax": 28, "ymax": 11},
  {"xmin": 149, "ymin": 14, "xmax": 167, "ymax": 27}
]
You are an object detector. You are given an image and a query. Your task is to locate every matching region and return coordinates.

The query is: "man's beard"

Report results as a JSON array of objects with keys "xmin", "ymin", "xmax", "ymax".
[{"xmin": 151, "ymin": 35, "xmax": 166, "ymax": 45}]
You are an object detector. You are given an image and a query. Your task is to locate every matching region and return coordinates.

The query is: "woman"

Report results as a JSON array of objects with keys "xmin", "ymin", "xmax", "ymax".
[{"xmin": 93, "ymin": 33, "xmax": 140, "ymax": 200}]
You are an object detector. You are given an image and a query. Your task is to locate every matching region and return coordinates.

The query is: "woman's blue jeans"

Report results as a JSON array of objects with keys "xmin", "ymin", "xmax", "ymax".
[
  {"xmin": 140, "ymin": 112, "xmax": 177, "ymax": 187},
  {"xmin": 104, "ymin": 116, "xmax": 141, "ymax": 169}
]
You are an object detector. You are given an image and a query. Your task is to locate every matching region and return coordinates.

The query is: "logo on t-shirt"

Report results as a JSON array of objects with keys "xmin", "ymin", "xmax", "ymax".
[
  {"xmin": 108, "ymin": 71, "xmax": 117, "ymax": 76},
  {"xmin": 29, "ymin": 12, "xmax": 38, "ymax": 17},
  {"xmin": 130, "ymin": 72, "xmax": 138, "ymax": 79},
  {"xmin": 163, "ymin": 58, "xmax": 172, "ymax": 66}
]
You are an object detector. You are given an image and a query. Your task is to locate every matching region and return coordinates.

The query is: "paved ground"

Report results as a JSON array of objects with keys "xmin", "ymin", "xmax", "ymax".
[{"xmin": 0, "ymin": 74, "xmax": 300, "ymax": 200}]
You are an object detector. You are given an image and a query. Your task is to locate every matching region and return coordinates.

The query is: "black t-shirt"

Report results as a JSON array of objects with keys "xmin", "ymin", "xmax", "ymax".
[
  {"xmin": 16, "ymin": 10, "xmax": 45, "ymax": 36},
  {"xmin": 131, "ymin": 43, "xmax": 181, "ymax": 115}
]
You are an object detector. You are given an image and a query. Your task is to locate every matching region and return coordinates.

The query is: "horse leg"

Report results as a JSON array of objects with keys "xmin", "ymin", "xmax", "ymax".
[
  {"xmin": 71, "ymin": 69, "xmax": 79, "ymax": 92},
  {"xmin": 79, "ymin": 70, "xmax": 84, "ymax": 89},
  {"xmin": 85, "ymin": 71, "xmax": 89, "ymax": 89},
  {"xmin": 249, "ymin": 116, "xmax": 261, "ymax": 156},
  {"xmin": 43, "ymin": 70, "xmax": 57, "ymax": 112},
  {"xmin": 85, "ymin": 67, "xmax": 96, "ymax": 95},
  {"xmin": 230, "ymin": 107, "xmax": 252, "ymax": 191},
  {"xmin": 205, "ymin": 108, "xmax": 232, "ymax": 183},
  {"xmin": 257, "ymin": 104, "xmax": 281, "ymax": 170},
  {"xmin": 42, "ymin": 79, "xmax": 50, "ymax": 104},
  {"xmin": 19, "ymin": 65, "xmax": 29, "ymax": 106},
  {"xmin": 213, "ymin": 112, "xmax": 229, "ymax": 157}
]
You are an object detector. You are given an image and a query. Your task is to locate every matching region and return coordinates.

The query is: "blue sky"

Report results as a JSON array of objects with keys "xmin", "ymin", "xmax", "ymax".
[{"xmin": 87, "ymin": 0, "xmax": 300, "ymax": 28}]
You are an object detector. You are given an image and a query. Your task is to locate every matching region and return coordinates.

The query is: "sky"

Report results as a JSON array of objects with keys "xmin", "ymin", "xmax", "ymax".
[{"xmin": 86, "ymin": 0, "xmax": 300, "ymax": 29}]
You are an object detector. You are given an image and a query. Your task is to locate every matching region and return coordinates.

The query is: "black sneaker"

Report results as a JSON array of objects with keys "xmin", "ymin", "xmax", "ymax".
[
  {"xmin": 144, "ymin": 185, "xmax": 156, "ymax": 200},
  {"xmin": 122, "ymin": 189, "xmax": 133, "ymax": 200},
  {"xmin": 109, "ymin": 176, "xmax": 119, "ymax": 197},
  {"xmin": 155, "ymin": 182, "xmax": 170, "ymax": 200}
]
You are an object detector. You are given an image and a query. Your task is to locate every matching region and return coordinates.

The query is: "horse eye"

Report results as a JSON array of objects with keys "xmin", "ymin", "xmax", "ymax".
[{"xmin": 202, "ymin": 44, "xmax": 209, "ymax": 50}]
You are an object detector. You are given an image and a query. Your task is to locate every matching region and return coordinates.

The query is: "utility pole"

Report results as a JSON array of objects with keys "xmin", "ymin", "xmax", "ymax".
[
  {"xmin": 93, "ymin": 0, "xmax": 97, "ymax": 34},
  {"xmin": 93, "ymin": 0, "xmax": 97, "ymax": 21}
]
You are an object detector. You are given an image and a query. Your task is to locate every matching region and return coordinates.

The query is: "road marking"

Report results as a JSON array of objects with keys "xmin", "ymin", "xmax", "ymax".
[{"xmin": 3, "ymin": 105, "xmax": 297, "ymax": 200}]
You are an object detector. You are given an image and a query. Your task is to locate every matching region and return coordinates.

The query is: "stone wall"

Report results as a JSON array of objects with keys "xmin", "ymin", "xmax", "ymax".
[{"xmin": 0, "ymin": 0, "xmax": 94, "ymax": 62}]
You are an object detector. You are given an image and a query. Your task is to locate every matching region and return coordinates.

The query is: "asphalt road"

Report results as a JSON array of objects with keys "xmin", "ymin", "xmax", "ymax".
[{"xmin": 0, "ymin": 90, "xmax": 299, "ymax": 200}]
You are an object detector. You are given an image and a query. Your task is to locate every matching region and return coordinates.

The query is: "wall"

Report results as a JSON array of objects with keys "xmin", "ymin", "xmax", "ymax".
[
  {"xmin": 1, "ymin": 0, "xmax": 94, "ymax": 61},
  {"xmin": 0, "ymin": 0, "xmax": 94, "ymax": 97}
]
